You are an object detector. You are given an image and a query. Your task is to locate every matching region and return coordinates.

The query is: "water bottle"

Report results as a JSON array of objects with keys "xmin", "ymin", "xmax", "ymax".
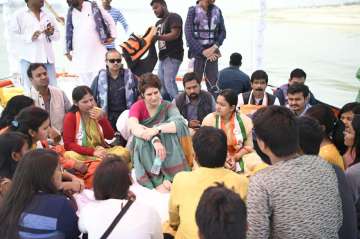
[{"xmin": 151, "ymin": 156, "xmax": 162, "ymax": 175}]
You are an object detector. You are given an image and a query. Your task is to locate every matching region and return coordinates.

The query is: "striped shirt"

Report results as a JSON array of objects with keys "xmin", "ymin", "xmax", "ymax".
[
  {"xmin": 247, "ymin": 155, "xmax": 343, "ymax": 239},
  {"xmin": 106, "ymin": 7, "xmax": 129, "ymax": 49},
  {"xmin": 18, "ymin": 193, "xmax": 80, "ymax": 239}
]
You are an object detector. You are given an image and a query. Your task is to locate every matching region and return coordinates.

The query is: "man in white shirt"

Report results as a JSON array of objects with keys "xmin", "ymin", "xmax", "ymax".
[
  {"xmin": 27, "ymin": 63, "xmax": 71, "ymax": 134},
  {"xmin": 65, "ymin": 0, "xmax": 116, "ymax": 86},
  {"xmin": 10, "ymin": 0, "xmax": 60, "ymax": 93},
  {"xmin": 237, "ymin": 70, "xmax": 280, "ymax": 109}
]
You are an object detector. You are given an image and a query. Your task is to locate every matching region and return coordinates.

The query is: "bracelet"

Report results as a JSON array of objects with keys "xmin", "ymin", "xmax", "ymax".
[{"xmin": 151, "ymin": 136, "xmax": 161, "ymax": 145}]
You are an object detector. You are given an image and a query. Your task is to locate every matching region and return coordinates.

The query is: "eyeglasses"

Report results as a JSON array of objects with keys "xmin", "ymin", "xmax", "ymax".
[{"xmin": 107, "ymin": 59, "xmax": 122, "ymax": 64}]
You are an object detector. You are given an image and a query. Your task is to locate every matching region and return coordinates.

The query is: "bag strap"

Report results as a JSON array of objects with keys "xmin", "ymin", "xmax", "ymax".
[{"xmin": 100, "ymin": 199, "xmax": 135, "ymax": 239}]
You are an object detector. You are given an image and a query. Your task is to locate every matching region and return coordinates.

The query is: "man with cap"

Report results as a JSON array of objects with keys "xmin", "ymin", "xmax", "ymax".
[{"xmin": 218, "ymin": 52, "xmax": 251, "ymax": 95}]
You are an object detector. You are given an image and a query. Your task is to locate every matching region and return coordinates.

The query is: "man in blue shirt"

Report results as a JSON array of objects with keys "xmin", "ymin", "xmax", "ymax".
[
  {"xmin": 218, "ymin": 53, "xmax": 251, "ymax": 95},
  {"xmin": 102, "ymin": 0, "xmax": 130, "ymax": 49}
]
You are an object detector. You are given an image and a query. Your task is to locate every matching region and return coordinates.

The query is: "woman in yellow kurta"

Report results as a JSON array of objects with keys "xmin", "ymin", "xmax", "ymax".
[
  {"xmin": 305, "ymin": 104, "xmax": 345, "ymax": 170},
  {"xmin": 202, "ymin": 89, "xmax": 253, "ymax": 170}
]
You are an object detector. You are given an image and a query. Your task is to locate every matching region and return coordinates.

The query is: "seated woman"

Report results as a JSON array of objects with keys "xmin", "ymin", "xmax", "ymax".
[
  {"xmin": 78, "ymin": 155, "xmax": 163, "ymax": 239},
  {"xmin": 0, "ymin": 132, "xmax": 29, "ymax": 203},
  {"xmin": 8, "ymin": 106, "xmax": 85, "ymax": 191},
  {"xmin": 0, "ymin": 149, "xmax": 80, "ymax": 238},
  {"xmin": 333, "ymin": 102, "xmax": 360, "ymax": 155},
  {"xmin": 305, "ymin": 104, "xmax": 345, "ymax": 170},
  {"xmin": 63, "ymin": 86, "xmax": 130, "ymax": 168},
  {"xmin": 0, "ymin": 95, "xmax": 34, "ymax": 133},
  {"xmin": 128, "ymin": 73, "xmax": 192, "ymax": 191},
  {"xmin": 202, "ymin": 89, "xmax": 253, "ymax": 171},
  {"xmin": 344, "ymin": 114, "xmax": 360, "ymax": 168}
]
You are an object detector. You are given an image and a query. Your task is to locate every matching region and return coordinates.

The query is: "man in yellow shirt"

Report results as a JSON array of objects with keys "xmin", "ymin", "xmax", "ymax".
[{"xmin": 169, "ymin": 126, "xmax": 249, "ymax": 239}]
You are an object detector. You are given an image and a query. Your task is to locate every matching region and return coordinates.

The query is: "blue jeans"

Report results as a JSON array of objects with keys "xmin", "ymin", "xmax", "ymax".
[
  {"xmin": 158, "ymin": 57, "xmax": 181, "ymax": 101},
  {"xmin": 20, "ymin": 59, "xmax": 57, "ymax": 93}
]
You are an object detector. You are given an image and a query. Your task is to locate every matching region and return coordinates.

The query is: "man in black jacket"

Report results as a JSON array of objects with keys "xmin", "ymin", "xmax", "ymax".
[{"xmin": 174, "ymin": 72, "xmax": 215, "ymax": 130}]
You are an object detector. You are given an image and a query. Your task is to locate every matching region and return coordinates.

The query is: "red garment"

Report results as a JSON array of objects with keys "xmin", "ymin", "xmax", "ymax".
[
  {"xmin": 129, "ymin": 99, "xmax": 150, "ymax": 121},
  {"xmin": 63, "ymin": 112, "xmax": 115, "ymax": 156}
]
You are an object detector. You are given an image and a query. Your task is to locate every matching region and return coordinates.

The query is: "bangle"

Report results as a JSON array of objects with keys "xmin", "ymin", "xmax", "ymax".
[{"xmin": 151, "ymin": 136, "xmax": 160, "ymax": 145}]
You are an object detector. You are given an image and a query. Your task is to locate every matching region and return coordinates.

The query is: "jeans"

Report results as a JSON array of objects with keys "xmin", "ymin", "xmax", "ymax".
[
  {"xmin": 20, "ymin": 59, "xmax": 57, "ymax": 93},
  {"xmin": 194, "ymin": 56, "xmax": 219, "ymax": 97},
  {"xmin": 158, "ymin": 57, "xmax": 181, "ymax": 101}
]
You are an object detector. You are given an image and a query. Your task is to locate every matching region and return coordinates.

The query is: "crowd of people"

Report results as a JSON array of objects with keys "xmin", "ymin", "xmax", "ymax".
[{"xmin": 0, "ymin": 0, "xmax": 359, "ymax": 238}]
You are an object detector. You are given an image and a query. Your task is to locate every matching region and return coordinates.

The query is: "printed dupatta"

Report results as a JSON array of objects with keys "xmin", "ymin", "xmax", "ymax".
[
  {"xmin": 75, "ymin": 112, "xmax": 106, "ymax": 148},
  {"xmin": 131, "ymin": 101, "xmax": 193, "ymax": 189},
  {"xmin": 215, "ymin": 112, "xmax": 247, "ymax": 150}
]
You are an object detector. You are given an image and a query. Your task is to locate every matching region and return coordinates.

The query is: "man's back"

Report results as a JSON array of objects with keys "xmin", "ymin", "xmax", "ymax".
[
  {"xmin": 247, "ymin": 155, "xmax": 342, "ymax": 239},
  {"xmin": 169, "ymin": 167, "xmax": 248, "ymax": 239},
  {"xmin": 218, "ymin": 66, "xmax": 251, "ymax": 95}
]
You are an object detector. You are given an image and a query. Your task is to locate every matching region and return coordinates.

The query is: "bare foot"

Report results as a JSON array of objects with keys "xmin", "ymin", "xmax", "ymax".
[
  {"xmin": 155, "ymin": 184, "xmax": 168, "ymax": 193},
  {"xmin": 163, "ymin": 180, "xmax": 172, "ymax": 191}
]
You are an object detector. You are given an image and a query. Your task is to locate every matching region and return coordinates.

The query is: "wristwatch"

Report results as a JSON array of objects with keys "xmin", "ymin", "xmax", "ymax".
[{"xmin": 155, "ymin": 126, "xmax": 162, "ymax": 134}]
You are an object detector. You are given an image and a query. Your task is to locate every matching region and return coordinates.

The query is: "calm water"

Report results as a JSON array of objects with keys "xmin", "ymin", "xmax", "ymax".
[{"xmin": 0, "ymin": 1, "xmax": 359, "ymax": 107}]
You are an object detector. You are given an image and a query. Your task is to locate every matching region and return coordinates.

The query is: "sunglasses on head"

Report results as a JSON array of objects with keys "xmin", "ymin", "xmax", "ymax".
[{"xmin": 108, "ymin": 58, "xmax": 122, "ymax": 63}]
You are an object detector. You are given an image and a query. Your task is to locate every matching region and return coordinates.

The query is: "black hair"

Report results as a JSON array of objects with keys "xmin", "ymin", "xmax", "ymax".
[
  {"xmin": 138, "ymin": 73, "xmax": 162, "ymax": 95},
  {"xmin": 0, "ymin": 132, "xmax": 29, "ymax": 179},
  {"xmin": 195, "ymin": 183, "xmax": 247, "ymax": 239},
  {"xmin": 305, "ymin": 104, "xmax": 337, "ymax": 138},
  {"xmin": 192, "ymin": 127, "xmax": 227, "ymax": 168},
  {"xmin": 217, "ymin": 89, "xmax": 238, "ymax": 111},
  {"xmin": 297, "ymin": 116, "xmax": 324, "ymax": 155},
  {"xmin": 69, "ymin": 85, "xmax": 94, "ymax": 112},
  {"xmin": 338, "ymin": 102, "xmax": 360, "ymax": 118},
  {"xmin": 332, "ymin": 120, "xmax": 347, "ymax": 155},
  {"xmin": 9, "ymin": 107, "xmax": 49, "ymax": 146},
  {"xmin": 150, "ymin": 0, "xmax": 167, "ymax": 7},
  {"xmin": 350, "ymin": 115, "xmax": 360, "ymax": 166},
  {"xmin": 26, "ymin": 63, "xmax": 46, "ymax": 79},
  {"xmin": 251, "ymin": 70, "xmax": 268, "ymax": 84},
  {"xmin": 0, "ymin": 95, "xmax": 34, "ymax": 129},
  {"xmin": 287, "ymin": 83, "xmax": 310, "ymax": 98},
  {"xmin": 93, "ymin": 155, "xmax": 132, "ymax": 200},
  {"xmin": 290, "ymin": 68, "xmax": 307, "ymax": 80},
  {"xmin": 229, "ymin": 53, "xmax": 242, "ymax": 67},
  {"xmin": 182, "ymin": 72, "xmax": 201, "ymax": 86},
  {"xmin": 105, "ymin": 49, "xmax": 121, "ymax": 60},
  {"xmin": 253, "ymin": 106, "xmax": 300, "ymax": 157},
  {"xmin": 0, "ymin": 149, "xmax": 59, "ymax": 238}
]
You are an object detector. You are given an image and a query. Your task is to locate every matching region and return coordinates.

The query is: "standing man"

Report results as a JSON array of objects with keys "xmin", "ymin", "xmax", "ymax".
[
  {"xmin": 101, "ymin": 0, "xmax": 130, "ymax": 50},
  {"xmin": 174, "ymin": 72, "xmax": 215, "ymax": 130},
  {"xmin": 218, "ymin": 52, "xmax": 251, "ymax": 95},
  {"xmin": 27, "ymin": 63, "xmax": 71, "ymax": 134},
  {"xmin": 237, "ymin": 70, "xmax": 279, "ymax": 108},
  {"xmin": 151, "ymin": 0, "xmax": 183, "ymax": 101},
  {"xmin": 65, "ymin": 0, "xmax": 116, "ymax": 86},
  {"xmin": 10, "ymin": 0, "xmax": 60, "ymax": 93},
  {"xmin": 91, "ymin": 49, "xmax": 138, "ymax": 131},
  {"xmin": 185, "ymin": 0, "xmax": 226, "ymax": 97}
]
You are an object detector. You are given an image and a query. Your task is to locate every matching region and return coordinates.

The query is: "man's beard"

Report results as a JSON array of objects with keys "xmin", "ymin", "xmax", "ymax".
[{"xmin": 189, "ymin": 93, "xmax": 199, "ymax": 100}]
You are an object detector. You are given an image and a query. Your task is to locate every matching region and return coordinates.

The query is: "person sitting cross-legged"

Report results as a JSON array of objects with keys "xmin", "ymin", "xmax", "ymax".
[
  {"xmin": 128, "ymin": 73, "xmax": 193, "ymax": 192},
  {"xmin": 169, "ymin": 126, "xmax": 248, "ymax": 239}
]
